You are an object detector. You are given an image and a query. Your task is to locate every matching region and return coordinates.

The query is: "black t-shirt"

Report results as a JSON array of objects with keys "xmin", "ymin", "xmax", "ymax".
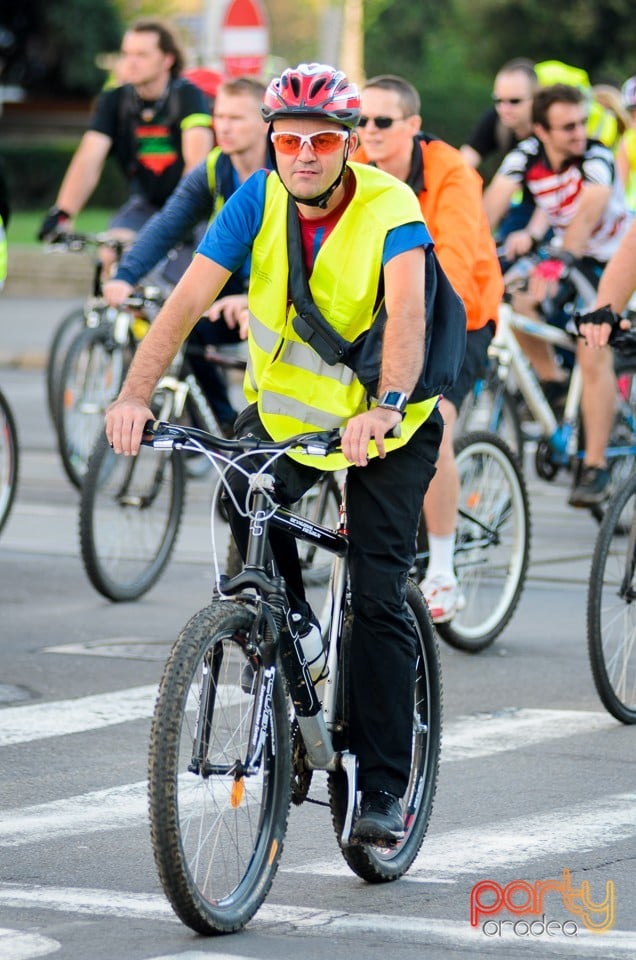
[
  {"xmin": 465, "ymin": 107, "xmax": 518, "ymax": 163},
  {"xmin": 89, "ymin": 78, "xmax": 210, "ymax": 207}
]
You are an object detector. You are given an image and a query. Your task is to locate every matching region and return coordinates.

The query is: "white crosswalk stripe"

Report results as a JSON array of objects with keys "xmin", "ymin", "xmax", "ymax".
[{"xmin": 1, "ymin": 685, "xmax": 635, "ymax": 953}]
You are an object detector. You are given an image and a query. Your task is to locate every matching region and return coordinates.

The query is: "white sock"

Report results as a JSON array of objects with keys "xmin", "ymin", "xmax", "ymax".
[{"xmin": 426, "ymin": 534, "xmax": 456, "ymax": 582}]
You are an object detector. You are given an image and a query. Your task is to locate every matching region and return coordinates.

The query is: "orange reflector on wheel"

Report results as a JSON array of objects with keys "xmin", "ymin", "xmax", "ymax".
[
  {"xmin": 231, "ymin": 778, "xmax": 245, "ymax": 808},
  {"xmin": 466, "ymin": 491, "xmax": 481, "ymax": 509}
]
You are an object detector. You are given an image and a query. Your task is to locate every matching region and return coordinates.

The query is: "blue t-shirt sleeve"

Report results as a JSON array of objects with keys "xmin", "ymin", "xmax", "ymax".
[
  {"xmin": 196, "ymin": 169, "xmax": 267, "ymax": 272},
  {"xmin": 382, "ymin": 222, "xmax": 433, "ymax": 264}
]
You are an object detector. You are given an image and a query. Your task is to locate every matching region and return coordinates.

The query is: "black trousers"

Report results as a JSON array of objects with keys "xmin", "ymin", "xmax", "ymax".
[{"xmin": 225, "ymin": 404, "xmax": 443, "ymax": 797}]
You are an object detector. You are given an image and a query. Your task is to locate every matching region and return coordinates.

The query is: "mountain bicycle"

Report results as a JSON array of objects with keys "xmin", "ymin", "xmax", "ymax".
[
  {"xmin": 413, "ymin": 430, "xmax": 530, "ymax": 653},
  {"xmin": 587, "ymin": 470, "xmax": 636, "ymax": 724},
  {"xmin": 0, "ymin": 385, "xmax": 19, "ymax": 536},
  {"xmin": 143, "ymin": 418, "xmax": 442, "ymax": 934},
  {"xmin": 458, "ymin": 251, "xmax": 636, "ymax": 519}
]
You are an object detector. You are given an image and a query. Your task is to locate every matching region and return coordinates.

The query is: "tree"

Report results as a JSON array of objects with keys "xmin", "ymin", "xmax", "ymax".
[{"xmin": 0, "ymin": 0, "xmax": 123, "ymax": 97}]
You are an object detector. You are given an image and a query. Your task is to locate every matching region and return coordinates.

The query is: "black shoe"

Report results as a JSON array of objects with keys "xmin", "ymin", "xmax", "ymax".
[
  {"xmin": 568, "ymin": 465, "xmax": 611, "ymax": 507},
  {"xmin": 351, "ymin": 790, "xmax": 404, "ymax": 845}
]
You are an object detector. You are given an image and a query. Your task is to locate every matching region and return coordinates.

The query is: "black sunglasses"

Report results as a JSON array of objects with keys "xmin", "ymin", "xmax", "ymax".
[
  {"xmin": 358, "ymin": 115, "xmax": 402, "ymax": 129},
  {"xmin": 492, "ymin": 97, "xmax": 526, "ymax": 106}
]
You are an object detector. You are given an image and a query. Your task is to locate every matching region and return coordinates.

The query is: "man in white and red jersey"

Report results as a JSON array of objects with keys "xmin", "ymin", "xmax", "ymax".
[{"xmin": 484, "ymin": 83, "xmax": 632, "ymax": 507}]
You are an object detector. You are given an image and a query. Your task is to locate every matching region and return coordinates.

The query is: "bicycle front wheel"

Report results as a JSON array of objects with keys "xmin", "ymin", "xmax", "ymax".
[
  {"xmin": 456, "ymin": 376, "xmax": 523, "ymax": 456},
  {"xmin": 328, "ymin": 580, "xmax": 442, "ymax": 882},
  {"xmin": 587, "ymin": 473, "xmax": 636, "ymax": 723},
  {"xmin": 45, "ymin": 305, "xmax": 85, "ymax": 426},
  {"xmin": 56, "ymin": 326, "xmax": 130, "ymax": 488},
  {"xmin": 437, "ymin": 431, "xmax": 531, "ymax": 653},
  {"xmin": 0, "ymin": 387, "xmax": 19, "ymax": 536},
  {"xmin": 149, "ymin": 601, "xmax": 291, "ymax": 934},
  {"xmin": 79, "ymin": 434, "xmax": 186, "ymax": 601}
]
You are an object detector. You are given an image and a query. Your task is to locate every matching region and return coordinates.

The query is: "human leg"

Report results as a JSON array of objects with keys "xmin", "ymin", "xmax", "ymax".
[
  {"xmin": 421, "ymin": 326, "xmax": 493, "ymax": 621},
  {"xmin": 347, "ymin": 409, "xmax": 442, "ymax": 804},
  {"xmin": 569, "ymin": 340, "xmax": 616, "ymax": 506}
]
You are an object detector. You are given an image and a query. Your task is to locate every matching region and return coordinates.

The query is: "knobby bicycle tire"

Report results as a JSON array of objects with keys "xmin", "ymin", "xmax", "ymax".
[
  {"xmin": 587, "ymin": 473, "xmax": 636, "ymax": 724},
  {"xmin": 79, "ymin": 434, "xmax": 186, "ymax": 601},
  {"xmin": 45, "ymin": 305, "xmax": 86, "ymax": 426},
  {"xmin": 148, "ymin": 601, "xmax": 291, "ymax": 934},
  {"xmin": 56, "ymin": 325, "xmax": 131, "ymax": 488},
  {"xmin": 436, "ymin": 431, "xmax": 531, "ymax": 653},
  {"xmin": 0, "ymin": 387, "xmax": 19, "ymax": 536},
  {"xmin": 327, "ymin": 580, "xmax": 442, "ymax": 882}
]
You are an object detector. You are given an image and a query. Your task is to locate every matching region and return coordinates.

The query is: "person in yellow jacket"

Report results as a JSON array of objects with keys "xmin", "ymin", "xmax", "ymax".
[
  {"xmin": 105, "ymin": 63, "xmax": 446, "ymax": 847},
  {"xmin": 355, "ymin": 73, "xmax": 503, "ymax": 622}
]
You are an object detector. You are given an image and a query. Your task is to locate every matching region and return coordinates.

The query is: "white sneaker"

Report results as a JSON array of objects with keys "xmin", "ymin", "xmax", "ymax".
[{"xmin": 419, "ymin": 574, "xmax": 465, "ymax": 624}]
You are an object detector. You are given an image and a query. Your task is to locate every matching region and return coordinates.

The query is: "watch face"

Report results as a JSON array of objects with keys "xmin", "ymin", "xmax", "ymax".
[{"xmin": 381, "ymin": 390, "xmax": 408, "ymax": 411}]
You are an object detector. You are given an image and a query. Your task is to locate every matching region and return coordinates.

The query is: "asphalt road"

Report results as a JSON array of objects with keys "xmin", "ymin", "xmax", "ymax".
[{"xmin": 0, "ymin": 296, "xmax": 635, "ymax": 960}]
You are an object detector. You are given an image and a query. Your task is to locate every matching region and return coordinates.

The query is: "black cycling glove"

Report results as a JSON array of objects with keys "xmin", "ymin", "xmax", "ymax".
[
  {"xmin": 37, "ymin": 206, "xmax": 71, "ymax": 242},
  {"xmin": 574, "ymin": 304, "xmax": 622, "ymax": 332}
]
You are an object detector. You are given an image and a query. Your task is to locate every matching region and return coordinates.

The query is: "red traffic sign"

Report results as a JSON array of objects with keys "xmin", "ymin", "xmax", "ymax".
[{"xmin": 221, "ymin": 0, "xmax": 269, "ymax": 76}]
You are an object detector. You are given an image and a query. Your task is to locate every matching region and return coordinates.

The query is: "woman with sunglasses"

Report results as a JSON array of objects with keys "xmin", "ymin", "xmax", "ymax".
[{"xmin": 105, "ymin": 62, "xmax": 447, "ymax": 848}]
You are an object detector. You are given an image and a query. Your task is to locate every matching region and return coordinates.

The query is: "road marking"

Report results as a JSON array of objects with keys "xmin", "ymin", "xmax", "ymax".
[
  {"xmin": 442, "ymin": 707, "xmax": 618, "ymax": 761},
  {"xmin": 0, "ymin": 927, "xmax": 60, "ymax": 960},
  {"xmin": 0, "ymin": 685, "xmax": 157, "ymax": 747},
  {"xmin": 0, "ymin": 887, "xmax": 635, "ymax": 954},
  {"xmin": 0, "ymin": 682, "xmax": 618, "ymax": 752},
  {"xmin": 283, "ymin": 791, "xmax": 636, "ymax": 881}
]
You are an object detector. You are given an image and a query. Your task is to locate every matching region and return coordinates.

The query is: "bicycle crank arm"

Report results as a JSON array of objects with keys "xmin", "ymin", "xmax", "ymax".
[{"xmin": 338, "ymin": 750, "xmax": 358, "ymax": 847}]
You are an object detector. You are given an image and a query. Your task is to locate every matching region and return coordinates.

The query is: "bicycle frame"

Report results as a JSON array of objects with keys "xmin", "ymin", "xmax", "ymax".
[
  {"xmin": 488, "ymin": 302, "xmax": 636, "ymax": 470},
  {"xmin": 163, "ymin": 436, "xmax": 362, "ymax": 844}
]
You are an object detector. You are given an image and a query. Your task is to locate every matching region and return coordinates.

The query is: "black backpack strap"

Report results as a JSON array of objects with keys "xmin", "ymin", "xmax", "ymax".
[{"xmin": 286, "ymin": 197, "xmax": 349, "ymax": 366}]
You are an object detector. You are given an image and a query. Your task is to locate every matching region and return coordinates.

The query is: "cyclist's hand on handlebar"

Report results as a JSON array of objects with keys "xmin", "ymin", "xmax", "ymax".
[
  {"xmin": 206, "ymin": 295, "xmax": 249, "ymax": 339},
  {"xmin": 103, "ymin": 278, "xmax": 134, "ymax": 308},
  {"xmin": 341, "ymin": 407, "xmax": 402, "ymax": 467},
  {"xmin": 575, "ymin": 305, "xmax": 627, "ymax": 349},
  {"xmin": 105, "ymin": 396, "xmax": 154, "ymax": 456},
  {"xmin": 503, "ymin": 229, "xmax": 535, "ymax": 262},
  {"xmin": 38, "ymin": 206, "xmax": 72, "ymax": 243}
]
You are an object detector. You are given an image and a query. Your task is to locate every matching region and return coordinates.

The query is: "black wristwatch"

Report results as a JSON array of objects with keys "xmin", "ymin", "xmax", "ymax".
[{"xmin": 377, "ymin": 390, "xmax": 408, "ymax": 418}]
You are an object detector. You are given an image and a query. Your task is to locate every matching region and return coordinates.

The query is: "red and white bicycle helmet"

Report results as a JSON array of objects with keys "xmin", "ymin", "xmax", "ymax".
[
  {"xmin": 261, "ymin": 63, "xmax": 360, "ymax": 128},
  {"xmin": 621, "ymin": 76, "xmax": 636, "ymax": 111}
]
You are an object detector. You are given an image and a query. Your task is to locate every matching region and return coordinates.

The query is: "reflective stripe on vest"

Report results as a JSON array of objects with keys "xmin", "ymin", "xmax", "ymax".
[{"xmin": 245, "ymin": 164, "xmax": 437, "ymax": 469}]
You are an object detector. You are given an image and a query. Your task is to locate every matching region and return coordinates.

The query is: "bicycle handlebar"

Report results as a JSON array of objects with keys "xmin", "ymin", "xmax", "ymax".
[
  {"xmin": 45, "ymin": 231, "xmax": 127, "ymax": 255},
  {"xmin": 142, "ymin": 419, "xmax": 343, "ymax": 457}
]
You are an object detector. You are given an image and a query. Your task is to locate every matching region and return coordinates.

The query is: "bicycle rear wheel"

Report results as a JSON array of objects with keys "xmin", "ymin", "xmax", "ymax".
[
  {"xmin": 587, "ymin": 473, "xmax": 636, "ymax": 723},
  {"xmin": 436, "ymin": 431, "xmax": 531, "ymax": 652},
  {"xmin": 56, "ymin": 325, "xmax": 130, "ymax": 488},
  {"xmin": 328, "ymin": 580, "xmax": 441, "ymax": 882},
  {"xmin": 148, "ymin": 601, "xmax": 291, "ymax": 933},
  {"xmin": 0, "ymin": 387, "xmax": 19, "ymax": 536},
  {"xmin": 79, "ymin": 434, "xmax": 186, "ymax": 601}
]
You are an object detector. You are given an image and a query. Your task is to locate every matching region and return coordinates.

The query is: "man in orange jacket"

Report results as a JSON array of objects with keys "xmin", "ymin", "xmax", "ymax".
[{"xmin": 357, "ymin": 74, "xmax": 504, "ymax": 621}]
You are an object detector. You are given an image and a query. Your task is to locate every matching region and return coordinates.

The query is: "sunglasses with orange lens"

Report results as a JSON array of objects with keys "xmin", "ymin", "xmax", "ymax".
[{"xmin": 271, "ymin": 130, "xmax": 349, "ymax": 155}]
